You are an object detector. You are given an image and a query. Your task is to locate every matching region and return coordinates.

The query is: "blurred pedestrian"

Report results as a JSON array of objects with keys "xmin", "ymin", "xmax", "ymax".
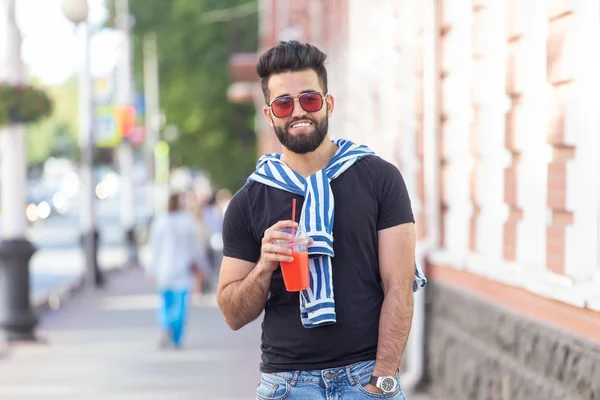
[
  {"xmin": 203, "ymin": 192, "xmax": 223, "ymax": 238},
  {"xmin": 185, "ymin": 189, "xmax": 215, "ymax": 292},
  {"xmin": 146, "ymin": 192, "xmax": 209, "ymax": 349},
  {"xmin": 189, "ymin": 185, "xmax": 225, "ymax": 287},
  {"xmin": 215, "ymin": 188, "xmax": 232, "ymax": 214}
]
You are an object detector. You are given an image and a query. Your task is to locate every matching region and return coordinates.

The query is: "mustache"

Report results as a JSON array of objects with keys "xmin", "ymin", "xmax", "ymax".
[{"xmin": 286, "ymin": 118, "xmax": 317, "ymax": 129}]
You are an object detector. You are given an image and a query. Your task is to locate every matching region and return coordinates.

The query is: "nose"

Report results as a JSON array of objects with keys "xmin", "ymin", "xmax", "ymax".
[{"xmin": 290, "ymin": 98, "xmax": 307, "ymax": 119}]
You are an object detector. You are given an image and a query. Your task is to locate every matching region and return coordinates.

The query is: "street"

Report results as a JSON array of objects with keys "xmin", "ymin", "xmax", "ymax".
[{"xmin": 24, "ymin": 191, "xmax": 152, "ymax": 305}]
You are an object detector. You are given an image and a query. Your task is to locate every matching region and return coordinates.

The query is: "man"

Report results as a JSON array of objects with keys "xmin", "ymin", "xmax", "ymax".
[{"xmin": 217, "ymin": 41, "xmax": 426, "ymax": 399}]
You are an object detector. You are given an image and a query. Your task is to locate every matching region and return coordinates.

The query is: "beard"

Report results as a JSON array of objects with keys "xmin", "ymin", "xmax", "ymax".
[{"xmin": 274, "ymin": 114, "xmax": 329, "ymax": 154}]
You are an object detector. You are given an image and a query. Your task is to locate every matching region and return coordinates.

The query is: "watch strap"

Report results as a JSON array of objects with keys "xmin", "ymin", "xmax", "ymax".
[{"xmin": 369, "ymin": 375, "xmax": 379, "ymax": 386}]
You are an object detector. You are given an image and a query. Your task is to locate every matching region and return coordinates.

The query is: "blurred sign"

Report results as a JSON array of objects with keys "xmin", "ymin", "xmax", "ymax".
[
  {"xmin": 93, "ymin": 105, "xmax": 122, "ymax": 148},
  {"xmin": 155, "ymin": 141, "xmax": 170, "ymax": 184},
  {"xmin": 114, "ymin": 106, "xmax": 136, "ymax": 137},
  {"xmin": 93, "ymin": 77, "xmax": 114, "ymax": 105},
  {"xmin": 128, "ymin": 125, "xmax": 146, "ymax": 147},
  {"xmin": 134, "ymin": 92, "xmax": 145, "ymax": 122}
]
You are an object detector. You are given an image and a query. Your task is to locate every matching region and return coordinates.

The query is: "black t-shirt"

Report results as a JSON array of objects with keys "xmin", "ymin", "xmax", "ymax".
[{"xmin": 222, "ymin": 155, "xmax": 414, "ymax": 373}]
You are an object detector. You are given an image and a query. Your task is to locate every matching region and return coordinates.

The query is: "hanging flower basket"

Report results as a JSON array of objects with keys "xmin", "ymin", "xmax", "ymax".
[{"xmin": 0, "ymin": 82, "xmax": 53, "ymax": 127}]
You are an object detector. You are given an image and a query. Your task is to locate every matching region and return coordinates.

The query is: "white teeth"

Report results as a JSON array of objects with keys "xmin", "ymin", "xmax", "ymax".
[{"xmin": 292, "ymin": 122, "xmax": 311, "ymax": 128}]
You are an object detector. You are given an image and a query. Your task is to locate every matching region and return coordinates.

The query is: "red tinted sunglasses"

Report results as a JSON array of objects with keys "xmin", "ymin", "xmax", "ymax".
[{"xmin": 268, "ymin": 92, "xmax": 328, "ymax": 118}]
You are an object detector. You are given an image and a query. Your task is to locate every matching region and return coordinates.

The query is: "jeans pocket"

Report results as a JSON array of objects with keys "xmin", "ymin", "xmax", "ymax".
[
  {"xmin": 354, "ymin": 372, "xmax": 405, "ymax": 399},
  {"xmin": 255, "ymin": 373, "xmax": 290, "ymax": 400}
]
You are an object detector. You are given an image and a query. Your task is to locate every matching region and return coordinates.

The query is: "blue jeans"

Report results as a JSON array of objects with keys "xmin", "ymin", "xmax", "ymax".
[
  {"xmin": 158, "ymin": 289, "xmax": 188, "ymax": 347},
  {"xmin": 255, "ymin": 360, "xmax": 406, "ymax": 399}
]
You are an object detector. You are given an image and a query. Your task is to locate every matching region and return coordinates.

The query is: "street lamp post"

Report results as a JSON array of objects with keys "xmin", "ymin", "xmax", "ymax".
[
  {"xmin": 116, "ymin": 0, "xmax": 138, "ymax": 267},
  {"xmin": 0, "ymin": 0, "xmax": 38, "ymax": 341},
  {"xmin": 143, "ymin": 33, "xmax": 162, "ymax": 216},
  {"xmin": 62, "ymin": 0, "xmax": 101, "ymax": 287}
]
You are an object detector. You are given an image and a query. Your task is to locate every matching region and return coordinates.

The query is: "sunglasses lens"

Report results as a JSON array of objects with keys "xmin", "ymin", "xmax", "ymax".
[
  {"xmin": 271, "ymin": 97, "xmax": 294, "ymax": 118},
  {"xmin": 299, "ymin": 93, "xmax": 323, "ymax": 112}
]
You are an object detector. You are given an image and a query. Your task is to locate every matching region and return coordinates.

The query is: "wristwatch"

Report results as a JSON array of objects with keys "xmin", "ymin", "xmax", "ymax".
[{"xmin": 369, "ymin": 375, "xmax": 398, "ymax": 394}]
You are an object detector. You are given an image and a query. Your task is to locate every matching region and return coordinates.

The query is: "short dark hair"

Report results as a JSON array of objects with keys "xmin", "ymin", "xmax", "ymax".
[
  {"xmin": 256, "ymin": 41, "xmax": 328, "ymax": 104},
  {"xmin": 168, "ymin": 193, "xmax": 182, "ymax": 212}
]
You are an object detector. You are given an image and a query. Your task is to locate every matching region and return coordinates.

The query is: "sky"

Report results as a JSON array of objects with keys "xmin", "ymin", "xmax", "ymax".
[{"xmin": 16, "ymin": 0, "xmax": 122, "ymax": 85}]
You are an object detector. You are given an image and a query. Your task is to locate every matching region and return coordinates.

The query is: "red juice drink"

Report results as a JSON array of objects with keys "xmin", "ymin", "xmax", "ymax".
[
  {"xmin": 277, "ymin": 227, "xmax": 310, "ymax": 292},
  {"xmin": 280, "ymin": 250, "xmax": 309, "ymax": 292}
]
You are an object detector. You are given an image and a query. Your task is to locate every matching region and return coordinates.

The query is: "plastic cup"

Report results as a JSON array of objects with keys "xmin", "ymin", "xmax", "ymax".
[{"xmin": 275, "ymin": 227, "xmax": 310, "ymax": 292}]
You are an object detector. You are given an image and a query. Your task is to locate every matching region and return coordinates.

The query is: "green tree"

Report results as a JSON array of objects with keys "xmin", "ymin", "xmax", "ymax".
[
  {"xmin": 119, "ymin": 0, "xmax": 259, "ymax": 191},
  {"xmin": 27, "ymin": 78, "xmax": 79, "ymax": 165}
]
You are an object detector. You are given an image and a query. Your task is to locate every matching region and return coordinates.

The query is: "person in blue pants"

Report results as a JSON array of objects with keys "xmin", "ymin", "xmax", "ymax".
[
  {"xmin": 147, "ymin": 192, "xmax": 209, "ymax": 349},
  {"xmin": 157, "ymin": 289, "xmax": 188, "ymax": 348}
]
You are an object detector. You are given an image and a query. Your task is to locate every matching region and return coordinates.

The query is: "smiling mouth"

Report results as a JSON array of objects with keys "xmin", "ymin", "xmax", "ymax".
[{"xmin": 289, "ymin": 121, "xmax": 313, "ymax": 129}]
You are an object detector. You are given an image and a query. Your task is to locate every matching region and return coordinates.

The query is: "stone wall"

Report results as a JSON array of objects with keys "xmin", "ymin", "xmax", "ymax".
[{"xmin": 426, "ymin": 281, "xmax": 600, "ymax": 400}]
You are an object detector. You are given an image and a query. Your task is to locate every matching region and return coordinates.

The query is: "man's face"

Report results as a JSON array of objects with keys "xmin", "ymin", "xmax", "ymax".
[{"xmin": 263, "ymin": 69, "xmax": 334, "ymax": 154}]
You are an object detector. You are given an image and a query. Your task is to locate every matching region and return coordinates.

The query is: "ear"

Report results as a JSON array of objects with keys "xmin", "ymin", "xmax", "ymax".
[
  {"xmin": 326, "ymin": 94, "xmax": 334, "ymax": 117},
  {"xmin": 263, "ymin": 105, "xmax": 274, "ymax": 127}
]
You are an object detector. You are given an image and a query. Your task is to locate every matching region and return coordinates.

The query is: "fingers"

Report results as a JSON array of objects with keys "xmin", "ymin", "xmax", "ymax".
[
  {"xmin": 264, "ymin": 220, "xmax": 298, "ymax": 235},
  {"xmin": 262, "ymin": 220, "xmax": 296, "ymax": 245},
  {"xmin": 263, "ymin": 242, "xmax": 292, "ymax": 254},
  {"xmin": 260, "ymin": 220, "xmax": 308, "ymax": 265},
  {"xmin": 262, "ymin": 241, "xmax": 293, "ymax": 263},
  {"xmin": 262, "ymin": 241, "xmax": 294, "ymax": 263},
  {"xmin": 263, "ymin": 230, "xmax": 293, "ymax": 243},
  {"xmin": 262, "ymin": 252, "xmax": 294, "ymax": 263}
]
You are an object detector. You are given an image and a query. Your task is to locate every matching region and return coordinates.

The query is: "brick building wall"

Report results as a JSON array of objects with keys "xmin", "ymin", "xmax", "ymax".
[
  {"xmin": 228, "ymin": 0, "xmax": 600, "ymax": 398},
  {"xmin": 429, "ymin": 1, "xmax": 600, "ymax": 398}
]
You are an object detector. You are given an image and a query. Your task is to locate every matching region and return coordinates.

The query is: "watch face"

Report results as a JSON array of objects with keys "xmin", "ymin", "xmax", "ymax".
[{"xmin": 380, "ymin": 377, "xmax": 397, "ymax": 393}]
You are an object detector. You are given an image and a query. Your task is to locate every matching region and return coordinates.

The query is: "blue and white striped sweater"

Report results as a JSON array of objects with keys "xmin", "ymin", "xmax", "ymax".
[{"xmin": 248, "ymin": 138, "xmax": 427, "ymax": 328}]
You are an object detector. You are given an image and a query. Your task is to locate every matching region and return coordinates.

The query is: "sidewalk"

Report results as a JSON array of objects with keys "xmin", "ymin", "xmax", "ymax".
[
  {"xmin": 1, "ymin": 268, "xmax": 433, "ymax": 399},
  {"xmin": 0, "ymin": 268, "xmax": 262, "ymax": 399}
]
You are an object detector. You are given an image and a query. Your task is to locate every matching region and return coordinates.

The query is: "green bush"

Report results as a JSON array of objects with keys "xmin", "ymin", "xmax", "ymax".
[{"xmin": 0, "ymin": 82, "xmax": 53, "ymax": 126}]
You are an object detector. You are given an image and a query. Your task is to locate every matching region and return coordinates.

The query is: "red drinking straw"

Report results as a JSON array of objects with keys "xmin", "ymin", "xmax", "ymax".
[{"xmin": 291, "ymin": 198, "xmax": 296, "ymax": 239}]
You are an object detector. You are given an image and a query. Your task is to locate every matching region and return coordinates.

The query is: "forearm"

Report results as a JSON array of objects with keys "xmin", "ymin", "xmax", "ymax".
[
  {"xmin": 373, "ymin": 289, "xmax": 414, "ymax": 377},
  {"xmin": 218, "ymin": 262, "xmax": 272, "ymax": 331}
]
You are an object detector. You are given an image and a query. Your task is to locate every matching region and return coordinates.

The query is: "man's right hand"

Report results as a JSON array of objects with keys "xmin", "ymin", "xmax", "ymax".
[
  {"xmin": 217, "ymin": 220, "xmax": 308, "ymax": 331},
  {"xmin": 258, "ymin": 220, "xmax": 297, "ymax": 272}
]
